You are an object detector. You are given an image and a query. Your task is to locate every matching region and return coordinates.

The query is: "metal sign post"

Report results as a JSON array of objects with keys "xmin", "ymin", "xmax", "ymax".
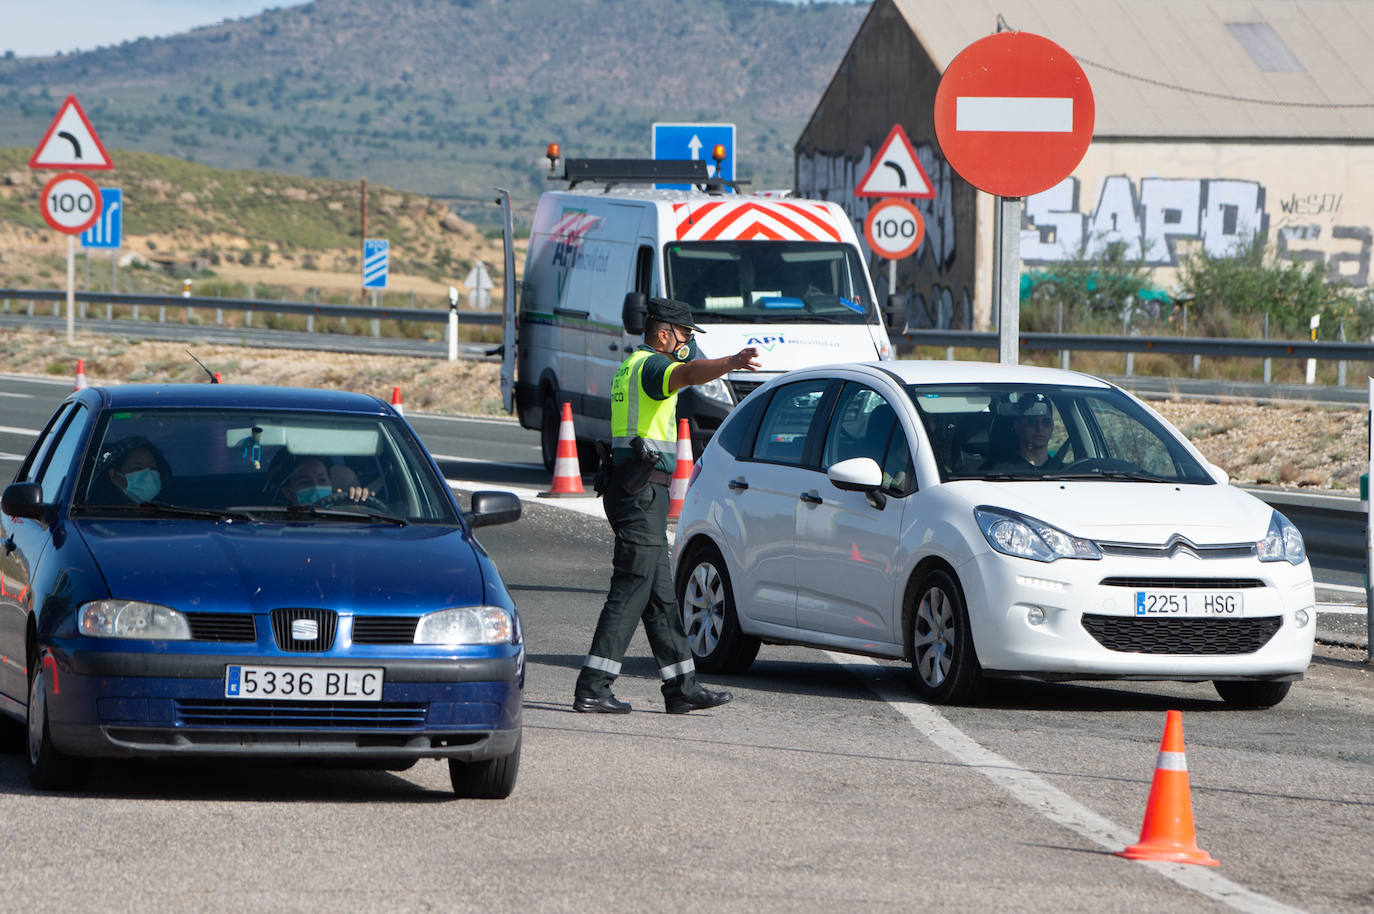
[
  {"xmin": 1367, "ymin": 378, "xmax": 1373, "ymax": 662},
  {"xmin": 992, "ymin": 196, "xmax": 1022, "ymax": 365}
]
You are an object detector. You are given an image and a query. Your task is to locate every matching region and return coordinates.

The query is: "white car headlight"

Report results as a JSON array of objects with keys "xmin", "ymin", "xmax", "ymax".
[
  {"xmin": 697, "ymin": 377, "xmax": 733, "ymax": 406},
  {"xmin": 974, "ymin": 507, "xmax": 1102, "ymax": 563},
  {"xmin": 1257, "ymin": 510, "xmax": 1306, "ymax": 565},
  {"xmin": 414, "ymin": 606, "xmax": 514, "ymax": 645},
  {"xmin": 78, "ymin": 600, "xmax": 191, "ymax": 640}
]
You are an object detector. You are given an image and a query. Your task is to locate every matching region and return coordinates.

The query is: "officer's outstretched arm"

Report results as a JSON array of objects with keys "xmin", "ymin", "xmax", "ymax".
[{"xmin": 667, "ymin": 347, "xmax": 761, "ymax": 393}]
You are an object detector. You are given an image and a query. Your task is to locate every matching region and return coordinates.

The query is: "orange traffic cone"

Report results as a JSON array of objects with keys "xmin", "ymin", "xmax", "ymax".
[
  {"xmin": 667, "ymin": 417, "xmax": 692, "ymax": 520},
  {"xmin": 538, "ymin": 402, "xmax": 591, "ymax": 498},
  {"xmin": 1117, "ymin": 710, "xmax": 1218, "ymax": 866},
  {"xmin": 73, "ymin": 359, "xmax": 87, "ymax": 391},
  {"xmin": 391, "ymin": 386, "xmax": 404, "ymax": 416}
]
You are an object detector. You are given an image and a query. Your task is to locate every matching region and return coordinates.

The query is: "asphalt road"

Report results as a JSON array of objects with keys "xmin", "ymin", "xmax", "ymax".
[{"xmin": 1, "ymin": 374, "xmax": 1373, "ymax": 912}]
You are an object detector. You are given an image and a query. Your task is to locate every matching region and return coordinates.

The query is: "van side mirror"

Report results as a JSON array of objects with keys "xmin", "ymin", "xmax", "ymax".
[
  {"xmin": 622, "ymin": 292, "xmax": 647, "ymax": 335},
  {"xmin": 2, "ymin": 482, "xmax": 46, "ymax": 521},
  {"xmin": 884, "ymin": 294, "xmax": 908, "ymax": 335}
]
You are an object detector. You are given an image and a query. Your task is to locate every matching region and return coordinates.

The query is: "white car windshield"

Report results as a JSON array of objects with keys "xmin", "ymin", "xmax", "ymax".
[
  {"xmin": 907, "ymin": 383, "xmax": 1214, "ymax": 484},
  {"xmin": 664, "ymin": 241, "xmax": 874, "ymax": 325}
]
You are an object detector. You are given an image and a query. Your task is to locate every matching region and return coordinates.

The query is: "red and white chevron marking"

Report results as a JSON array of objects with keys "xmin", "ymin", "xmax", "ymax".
[
  {"xmin": 549, "ymin": 209, "xmax": 604, "ymax": 242},
  {"xmin": 672, "ymin": 201, "xmax": 844, "ymax": 242}
]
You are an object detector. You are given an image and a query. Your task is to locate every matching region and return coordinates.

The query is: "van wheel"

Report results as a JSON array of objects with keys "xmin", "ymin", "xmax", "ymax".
[
  {"xmin": 908, "ymin": 570, "xmax": 983, "ymax": 705},
  {"xmin": 540, "ymin": 393, "xmax": 560, "ymax": 472},
  {"xmin": 677, "ymin": 542, "xmax": 759, "ymax": 674}
]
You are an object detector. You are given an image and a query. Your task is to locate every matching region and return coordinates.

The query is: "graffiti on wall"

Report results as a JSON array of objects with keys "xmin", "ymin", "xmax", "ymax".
[
  {"xmin": 1025, "ymin": 176, "xmax": 1372, "ymax": 286},
  {"xmin": 797, "ymin": 140, "xmax": 971, "ymax": 328}
]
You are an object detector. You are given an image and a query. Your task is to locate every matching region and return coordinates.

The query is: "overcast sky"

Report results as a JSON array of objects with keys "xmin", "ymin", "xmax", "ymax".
[
  {"xmin": 1, "ymin": 0, "xmax": 850, "ymax": 59},
  {"xmin": 4, "ymin": 1, "xmax": 308, "ymax": 58}
]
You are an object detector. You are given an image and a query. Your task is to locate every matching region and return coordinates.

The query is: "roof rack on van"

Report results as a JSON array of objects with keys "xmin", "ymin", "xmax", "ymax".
[{"xmin": 555, "ymin": 158, "xmax": 747, "ymax": 195}]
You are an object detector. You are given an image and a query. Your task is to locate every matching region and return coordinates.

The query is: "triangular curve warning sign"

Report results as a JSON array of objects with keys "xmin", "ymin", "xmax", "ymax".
[
  {"xmin": 856, "ymin": 124, "xmax": 933, "ymax": 199},
  {"xmin": 29, "ymin": 95, "xmax": 113, "ymax": 170}
]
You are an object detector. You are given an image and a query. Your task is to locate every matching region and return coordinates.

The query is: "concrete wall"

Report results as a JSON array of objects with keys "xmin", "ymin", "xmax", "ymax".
[
  {"xmin": 794, "ymin": 0, "xmax": 978, "ymax": 330},
  {"xmin": 1019, "ymin": 141, "xmax": 1374, "ymax": 305}
]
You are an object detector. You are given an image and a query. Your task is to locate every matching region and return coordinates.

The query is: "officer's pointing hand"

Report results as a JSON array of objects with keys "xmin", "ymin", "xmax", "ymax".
[{"xmin": 733, "ymin": 347, "xmax": 762, "ymax": 372}]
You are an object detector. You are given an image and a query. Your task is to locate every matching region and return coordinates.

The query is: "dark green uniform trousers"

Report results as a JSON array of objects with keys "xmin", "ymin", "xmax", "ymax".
[{"xmin": 575, "ymin": 481, "xmax": 699, "ymax": 702}]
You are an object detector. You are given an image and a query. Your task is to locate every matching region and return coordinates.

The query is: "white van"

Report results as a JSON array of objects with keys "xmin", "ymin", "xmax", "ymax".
[{"xmin": 496, "ymin": 156, "xmax": 906, "ymax": 470}]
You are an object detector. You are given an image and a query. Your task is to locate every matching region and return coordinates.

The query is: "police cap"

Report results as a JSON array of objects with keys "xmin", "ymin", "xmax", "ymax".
[{"xmin": 646, "ymin": 296, "xmax": 705, "ymax": 333}]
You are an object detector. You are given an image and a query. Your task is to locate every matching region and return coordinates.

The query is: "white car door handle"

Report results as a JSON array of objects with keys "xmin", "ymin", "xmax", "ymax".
[
  {"xmin": 728, "ymin": 479, "xmax": 749, "ymax": 491},
  {"xmin": 800, "ymin": 492, "xmax": 823, "ymax": 505}
]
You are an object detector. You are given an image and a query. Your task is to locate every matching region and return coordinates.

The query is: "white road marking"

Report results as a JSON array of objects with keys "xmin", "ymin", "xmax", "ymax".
[
  {"xmin": 0, "ymin": 452, "xmax": 27, "ymax": 461},
  {"xmin": 446, "ymin": 478, "xmax": 608, "ymax": 520},
  {"xmin": 956, "ymin": 96, "xmax": 1074, "ymax": 132},
  {"xmin": 431, "ymin": 454, "xmax": 540, "ymax": 469},
  {"xmin": 1315, "ymin": 604, "xmax": 1367, "ymax": 615},
  {"xmin": 1317, "ymin": 582, "xmax": 1366, "ymax": 595},
  {"xmin": 0, "ymin": 391, "xmax": 32, "ymax": 398},
  {"xmin": 827, "ymin": 653, "xmax": 1305, "ymax": 914},
  {"xmin": 0, "ymin": 425, "xmax": 42, "ymax": 436}
]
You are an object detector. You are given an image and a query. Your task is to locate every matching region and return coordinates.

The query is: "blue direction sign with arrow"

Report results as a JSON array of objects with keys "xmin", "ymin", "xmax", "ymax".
[
  {"xmin": 363, "ymin": 238, "xmax": 389, "ymax": 289},
  {"xmin": 80, "ymin": 188, "xmax": 122, "ymax": 249},
  {"xmin": 652, "ymin": 122, "xmax": 735, "ymax": 190}
]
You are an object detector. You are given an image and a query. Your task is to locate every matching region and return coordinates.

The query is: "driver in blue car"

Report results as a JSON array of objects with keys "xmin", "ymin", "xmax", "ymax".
[{"xmin": 277, "ymin": 455, "xmax": 372, "ymax": 505}]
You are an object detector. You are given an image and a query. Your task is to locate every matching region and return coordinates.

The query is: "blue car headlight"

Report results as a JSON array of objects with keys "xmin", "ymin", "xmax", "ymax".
[
  {"xmin": 1258, "ymin": 510, "xmax": 1306, "ymax": 565},
  {"xmin": 78, "ymin": 600, "xmax": 191, "ymax": 640},
  {"xmin": 974, "ymin": 506, "xmax": 1102, "ymax": 563},
  {"xmin": 414, "ymin": 606, "xmax": 514, "ymax": 645}
]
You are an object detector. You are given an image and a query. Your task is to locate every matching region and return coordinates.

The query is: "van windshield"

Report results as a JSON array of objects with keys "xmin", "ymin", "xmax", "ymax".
[{"xmin": 664, "ymin": 241, "xmax": 874, "ymax": 325}]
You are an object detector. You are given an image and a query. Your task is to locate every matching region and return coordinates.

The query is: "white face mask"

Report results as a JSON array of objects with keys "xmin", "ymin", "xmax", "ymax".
[{"xmin": 120, "ymin": 468, "xmax": 161, "ymax": 504}]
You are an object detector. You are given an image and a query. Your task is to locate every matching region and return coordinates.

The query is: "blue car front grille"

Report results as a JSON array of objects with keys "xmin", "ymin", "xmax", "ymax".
[
  {"xmin": 270, "ymin": 608, "xmax": 337, "ymax": 652},
  {"xmin": 353, "ymin": 616, "xmax": 420, "ymax": 644},
  {"xmin": 175, "ymin": 700, "xmax": 426, "ymax": 729},
  {"xmin": 185, "ymin": 613, "xmax": 257, "ymax": 642}
]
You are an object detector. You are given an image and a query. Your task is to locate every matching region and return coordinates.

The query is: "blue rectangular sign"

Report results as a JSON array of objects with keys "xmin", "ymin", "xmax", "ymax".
[
  {"xmin": 651, "ymin": 122, "xmax": 736, "ymax": 190},
  {"xmin": 80, "ymin": 188, "xmax": 122, "ymax": 249},
  {"xmin": 363, "ymin": 238, "xmax": 389, "ymax": 290}
]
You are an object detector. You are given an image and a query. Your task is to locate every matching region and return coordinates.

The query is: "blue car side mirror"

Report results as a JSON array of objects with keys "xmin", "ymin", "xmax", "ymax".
[{"xmin": 1, "ymin": 482, "xmax": 46, "ymax": 522}]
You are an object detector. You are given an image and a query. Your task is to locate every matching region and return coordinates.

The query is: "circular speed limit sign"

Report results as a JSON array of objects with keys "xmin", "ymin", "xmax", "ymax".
[
  {"xmin": 863, "ymin": 198, "xmax": 925, "ymax": 260},
  {"xmin": 39, "ymin": 171, "xmax": 103, "ymax": 235}
]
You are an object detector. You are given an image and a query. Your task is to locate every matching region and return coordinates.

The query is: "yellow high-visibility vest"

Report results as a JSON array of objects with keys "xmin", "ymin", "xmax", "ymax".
[{"xmin": 611, "ymin": 347, "xmax": 679, "ymax": 470}]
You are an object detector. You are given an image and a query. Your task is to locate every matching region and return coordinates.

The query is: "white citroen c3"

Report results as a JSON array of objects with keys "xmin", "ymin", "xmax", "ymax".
[{"xmin": 672, "ymin": 361, "xmax": 1315, "ymax": 707}]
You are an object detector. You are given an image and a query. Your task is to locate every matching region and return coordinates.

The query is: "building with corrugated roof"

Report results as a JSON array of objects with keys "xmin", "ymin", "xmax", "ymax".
[{"xmin": 796, "ymin": 0, "xmax": 1374, "ymax": 329}]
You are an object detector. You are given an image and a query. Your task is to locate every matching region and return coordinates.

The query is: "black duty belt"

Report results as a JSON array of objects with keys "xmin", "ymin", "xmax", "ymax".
[{"xmin": 647, "ymin": 470, "xmax": 672, "ymax": 486}]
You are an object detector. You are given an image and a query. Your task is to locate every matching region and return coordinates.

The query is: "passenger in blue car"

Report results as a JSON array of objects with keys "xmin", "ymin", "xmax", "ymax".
[{"xmin": 91, "ymin": 437, "xmax": 172, "ymax": 505}]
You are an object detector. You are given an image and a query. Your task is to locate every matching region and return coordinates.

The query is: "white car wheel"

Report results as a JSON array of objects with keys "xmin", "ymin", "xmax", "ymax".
[
  {"xmin": 676, "ymin": 543, "xmax": 760, "ymax": 674},
  {"xmin": 909, "ymin": 570, "xmax": 983, "ymax": 705}
]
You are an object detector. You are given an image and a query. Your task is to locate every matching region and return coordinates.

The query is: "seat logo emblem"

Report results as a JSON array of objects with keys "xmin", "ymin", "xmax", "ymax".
[{"xmin": 291, "ymin": 619, "xmax": 319, "ymax": 640}]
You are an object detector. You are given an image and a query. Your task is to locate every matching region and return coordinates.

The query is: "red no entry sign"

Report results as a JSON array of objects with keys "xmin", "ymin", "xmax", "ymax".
[{"xmin": 933, "ymin": 31, "xmax": 1094, "ymax": 198}]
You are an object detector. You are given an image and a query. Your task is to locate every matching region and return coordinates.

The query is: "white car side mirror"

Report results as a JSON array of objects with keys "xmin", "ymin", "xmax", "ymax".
[
  {"xmin": 828, "ymin": 457, "xmax": 883, "ymax": 492},
  {"xmin": 1205, "ymin": 462, "xmax": 1230, "ymax": 485}
]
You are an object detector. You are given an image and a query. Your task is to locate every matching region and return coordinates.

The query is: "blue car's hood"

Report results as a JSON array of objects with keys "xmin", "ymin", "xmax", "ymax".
[{"xmin": 76, "ymin": 519, "xmax": 485, "ymax": 614}]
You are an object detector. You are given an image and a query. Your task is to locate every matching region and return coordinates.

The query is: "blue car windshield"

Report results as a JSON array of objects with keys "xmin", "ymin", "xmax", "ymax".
[
  {"xmin": 907, "ymin": 383, "xmax": 1214, "ymax": 484},
  {"xmin": 75, "ymin": 407, "xmax": 459, "ymax": 522},
  {"xmin": 664, "ymin": 241, "xmax": 874, "ymax": 325}
]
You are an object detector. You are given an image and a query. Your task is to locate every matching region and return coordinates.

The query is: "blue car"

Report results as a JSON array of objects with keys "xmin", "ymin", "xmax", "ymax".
[{"xmin": 0, "ymin": 384, "xmax": 524, "ymax": 797}]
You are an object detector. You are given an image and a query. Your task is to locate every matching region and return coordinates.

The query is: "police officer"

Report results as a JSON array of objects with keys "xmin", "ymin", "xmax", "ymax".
[{"xmin": 573, "ymin": 297, "xmax": 760, "ymax": 714}]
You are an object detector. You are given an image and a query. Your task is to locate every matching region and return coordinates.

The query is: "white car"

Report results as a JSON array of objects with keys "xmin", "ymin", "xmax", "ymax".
[{"xmin": 672, "ymin": 361, "xmax": 1315, "ymax": 707}]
